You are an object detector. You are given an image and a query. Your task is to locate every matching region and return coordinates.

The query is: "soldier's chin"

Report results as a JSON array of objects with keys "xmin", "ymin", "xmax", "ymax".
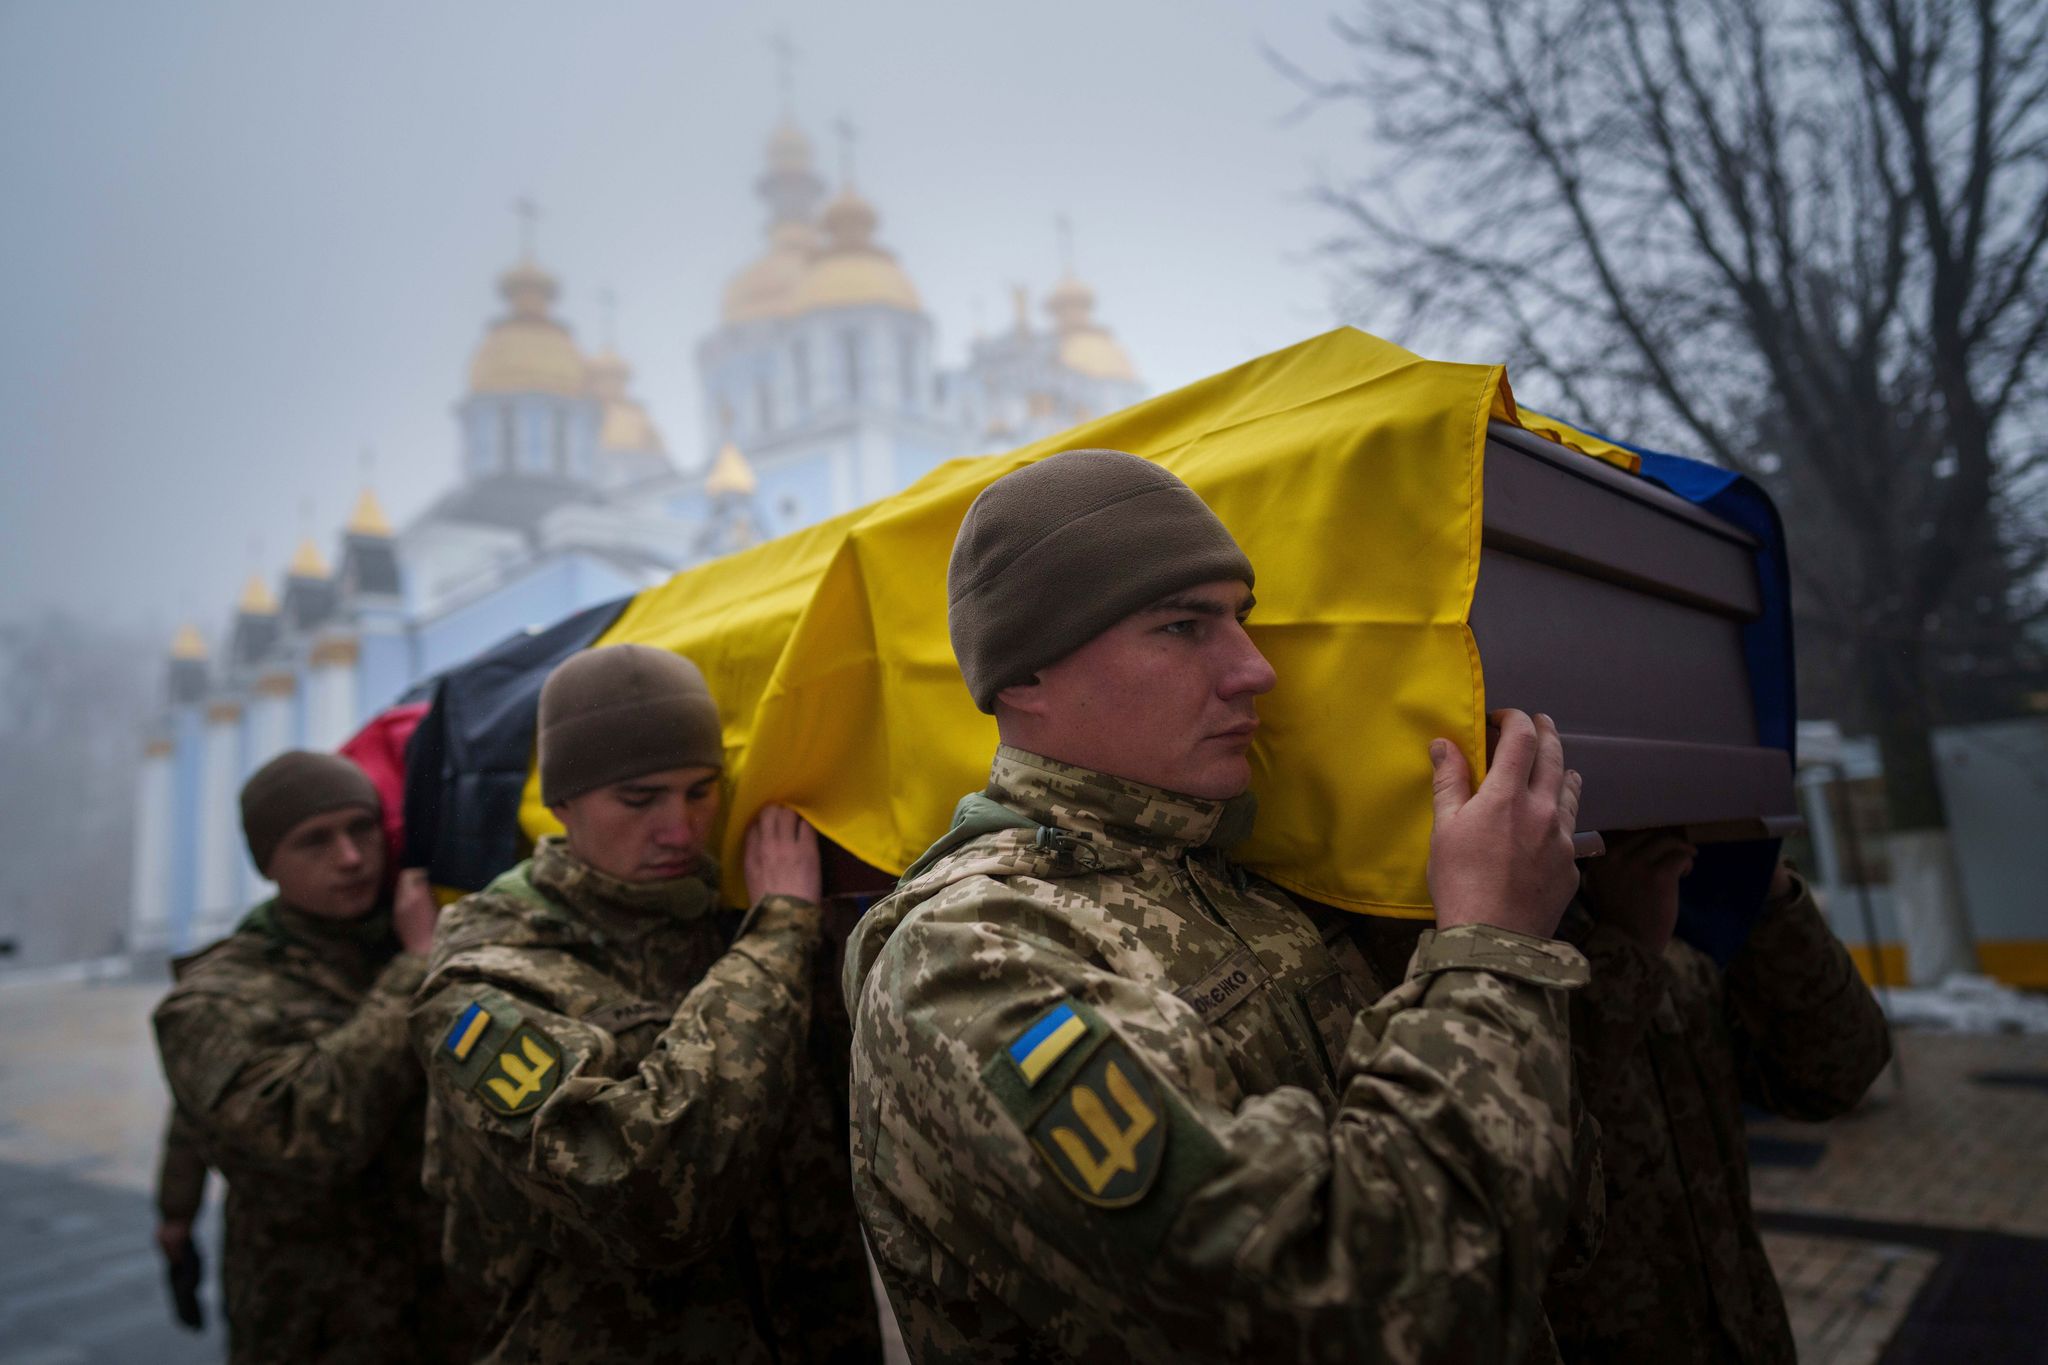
[
  {"xmin": 329, "ymin": 882, "xmax": 380, "ymax": 917},
  {"xmin": 1180, "ymin": 753, "xmax": 1254, "ymax": 801}
]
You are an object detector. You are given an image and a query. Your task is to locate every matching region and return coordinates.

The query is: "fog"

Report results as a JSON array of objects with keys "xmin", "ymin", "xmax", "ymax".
[{"xmin": 0, "ymin": 0, "xmax": 1371, "ymax": 637}]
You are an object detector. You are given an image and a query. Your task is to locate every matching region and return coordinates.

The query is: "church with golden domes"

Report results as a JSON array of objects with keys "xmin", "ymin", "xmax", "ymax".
[
  {"xmin": 127, "ymin": 107, "xmax": 1145, "ymax": 955},
  {"xmin": 697, "ymin": 115, "xmax": 1141, "ymax": 532}
]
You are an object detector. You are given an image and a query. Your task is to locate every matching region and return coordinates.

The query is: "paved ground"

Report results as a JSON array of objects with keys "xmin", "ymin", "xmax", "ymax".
[
  {"xmin": 0, "ymin": 976, "xmax": 217, "ymax": 1365},
  {"xmin": 1746, "ymin": 1030, "xmax": 2048, "ymax": 1364},
  {"xmin": 1, "ymin": 974, "xmax": 2042, "ymax": 1362}
]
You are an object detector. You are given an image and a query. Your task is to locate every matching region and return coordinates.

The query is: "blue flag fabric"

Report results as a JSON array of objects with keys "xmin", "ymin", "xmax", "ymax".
[{"xmin": 1596, "ymin": 439, "xmax": 1797, "ymax": 963}]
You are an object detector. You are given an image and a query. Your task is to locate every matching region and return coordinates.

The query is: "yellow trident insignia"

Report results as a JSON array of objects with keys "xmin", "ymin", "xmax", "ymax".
[
  {"xmin": 1049, "ymin": 1059, "xmax": 1158, "ymax": 1194},
  {"xmin": 1030, "ymin": 1041, "xmax": 1167, "ymax": 1207},
  {"xmin": 479, "ymin": 1027, "xmax": 561, "ymax": 1116}
]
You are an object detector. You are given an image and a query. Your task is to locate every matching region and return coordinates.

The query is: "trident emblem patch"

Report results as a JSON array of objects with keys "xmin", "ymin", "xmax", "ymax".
[
  {"xmin": 1029, "ymin": 1038, "xmax": 1166, "ymax": 1207},
  {"xmin": 476, "ymin": 1025, "xmax": 562, "ymax": 1117}
]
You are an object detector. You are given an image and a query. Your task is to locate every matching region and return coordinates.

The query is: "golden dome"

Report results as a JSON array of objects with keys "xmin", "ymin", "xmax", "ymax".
[
  {"xmin": 238, "ymin": 573, "xmax": 279, "ymax": 616},
  {"xmin": 585, "ymin": 347, "xmax": 629, "ymax": 400},
  {"xmin": 821, "ymin": 188, "xmax": 877, "ymax": 242},
  {"xmin": 170, "ymin": 623, "xmax": 207, "ymax": 660},
  {"xmin": 721, "ymin": 222, "xmax": 816, "ymax": 325},
  {"xmin": 705, "ymin": 441, "xmax": 758, "ymax": 496},
  {"xmin": 1044, "ymin": 270, "xmax": 1136, "ymax": 382},
  {"xmin": 585, "ymin": 349, "xmax": 666, "ymax": 455},
  {"xmin": 1046, "ymin": 273, "xmax": 1096, "ymax": 325},
  {"xmin": 601, "ymin": 404, "xmax": 663, "ymax": 454},
  {"xmin": 1058, "ymin": 330, "xmax": 1138, "ymax": 383},
  {"xmin": 346, "ymin": 486, "xmax": 392, "ymax": 537},
  {"xmin": 468, "ymin": 259, "xmax": 586, "ymax": 397},
  {"xmin": 288, "ymin": 536, "xmax": 330, "ymax": 579},
  {"xmin": 790, "ymin": 187, "xmax": 922, "ymax": 314},
  {"xmin": 767, "ymin": 120, "xmax": 814, "ymax": 175}
]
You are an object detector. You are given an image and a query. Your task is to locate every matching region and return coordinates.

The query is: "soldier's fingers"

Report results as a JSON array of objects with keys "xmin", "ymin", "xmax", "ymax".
[
  {"xmin": 1429, "ymin": 738, "xmax": 1472, "ymax": 824},
  {"xmin": 1486, "ymin": 709, "xmax": 1538, "ymax": 785},
  {"xmin": 1530, "ymin": 713, "xmax": 1565, "ymax": 793},
  {"xmin": 1557, "ymin": 769, "xmax": 1582, "ymax": 835},
  {"xmin": 1638, "ymin": 831, "xmax": 1692, "ymax": 861}
]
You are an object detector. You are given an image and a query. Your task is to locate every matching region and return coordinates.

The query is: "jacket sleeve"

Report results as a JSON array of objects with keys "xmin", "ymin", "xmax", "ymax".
[
  {"xmin": 154, "ymin": 1108, "xmax": 210, "ymax": 1223},
  {"xmin": 1718, "ymin": 871, "xmax": 1892, "ymax": 1119},
  {"xmin": 852, "ymin": 888, "xmax": 1590, "ymax": 1365},
  {"xmin": 152, "ymin": 954, "xmax": 427, "ymax": 1185},
  {"xmin": 412, "ymin": 894, "xmax": 820, "ymax": 1269}
]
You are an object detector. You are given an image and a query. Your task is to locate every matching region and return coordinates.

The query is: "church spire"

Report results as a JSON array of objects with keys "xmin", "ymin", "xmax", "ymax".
[
  {"xmin": 346, "ymin": 487, "xmax": 392, "ymax": 538},
  {"xmin": 289, "ymin": 536, "xmax": 331, "ymax": 579}
]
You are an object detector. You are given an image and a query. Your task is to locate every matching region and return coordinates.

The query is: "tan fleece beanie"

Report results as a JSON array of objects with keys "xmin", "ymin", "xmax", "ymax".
[
  {"xmin": 538, "ymin": 644, "xmax": 723, "ymax": 804},
  {"xmin": 241, "ymin": 751, "xmax": 382, "ymax": 874},
  {"xmin": 947, "ymin": 449, "xmax": 1255, "ymax": 712}
]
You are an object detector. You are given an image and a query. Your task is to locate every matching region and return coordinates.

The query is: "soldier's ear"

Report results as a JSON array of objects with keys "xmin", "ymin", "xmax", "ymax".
[{"xmin": 994, "ymin": 676, "xmax": 1049, "ymax": 717}]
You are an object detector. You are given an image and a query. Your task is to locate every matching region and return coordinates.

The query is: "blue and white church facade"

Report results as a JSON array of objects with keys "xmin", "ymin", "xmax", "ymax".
[{"xmin": 128, "ymin": 112, "xmax": 1146, "ymax": 956}]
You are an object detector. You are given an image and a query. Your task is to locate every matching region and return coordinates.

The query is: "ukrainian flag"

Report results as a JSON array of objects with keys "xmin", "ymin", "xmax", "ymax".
[
  {"xmin": 444, "ymin": 1002, "xmax": 491, "ymax": 1061},
  {"xmin": 1009, "ymin": 1003, "xmax": 1089, "ymax": 1086}
]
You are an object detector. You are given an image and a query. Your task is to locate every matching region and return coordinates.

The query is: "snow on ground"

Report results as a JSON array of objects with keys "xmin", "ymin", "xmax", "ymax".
[{"xmin": 1879, "ymin": 974, "xmax": 2048, "ymax": 1035}]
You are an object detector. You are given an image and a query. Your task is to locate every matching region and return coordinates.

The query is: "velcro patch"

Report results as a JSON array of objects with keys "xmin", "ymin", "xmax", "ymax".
[
  {"xmin": 1009, "ymin": 1002, "xmax": 1090, "ymax": 1085},
  {"xmin": 1028, "ymin": 1037, "xmax": 1166, "ymax": 1207},
  {"xmin": 443, "ymin": 1001, "xmax": 492, "ymax": 1060},
  {"xmin": 475, "ymin": 1025, "xmax": 563, "ymax": 1118},
  {"xmin": 1173, "ymin": 946, "xmax": 1270, "ymax": 1025},
  {"xmin": 981, "ymin": 998, "xmax": 1179, "ymax": 1214}
]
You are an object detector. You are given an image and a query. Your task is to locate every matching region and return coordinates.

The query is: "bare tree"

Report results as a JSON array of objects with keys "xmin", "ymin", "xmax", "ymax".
[{"xmin": 1286, "ymin": 0, "xmax": 2048, "ymax": 846}]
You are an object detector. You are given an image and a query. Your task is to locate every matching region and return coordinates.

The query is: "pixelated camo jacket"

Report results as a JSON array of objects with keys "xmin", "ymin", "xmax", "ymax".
[{"xmin": 844, "ymin": 746, "xmax": 1591, "ymax": 1365}]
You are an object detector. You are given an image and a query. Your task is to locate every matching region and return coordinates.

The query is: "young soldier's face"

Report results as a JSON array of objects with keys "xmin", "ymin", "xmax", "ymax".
[
  {"xmin": 554, "ymin": 766, "xmax": 722, "ymax": 883},
  {"xmin": 267, "ymin": 806, "xmax": 386, "ymax": 919},
  {"xmin": 1000, "ymin": 579, "xmax": 1275, "ymax": 799}
]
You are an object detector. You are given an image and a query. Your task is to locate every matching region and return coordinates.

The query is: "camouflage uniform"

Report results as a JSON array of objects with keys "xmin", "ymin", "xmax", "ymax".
[
  {"xmin": 411, "ymin": 836, "xmax": 880, "ymax": 1365},
  {"xmin": 1540, "ymin": 871, "xmax": 1892, "ymax": 1363},
  {"xmin": 152, "ymin": 901, "xmax": 453, "ymax": 1364},
  {"xmin": 845, "ymin": 746, "xmax": 1592, "ymax": 1364},
  {"xmin": 154, "ymin": 1107, "xmax": 210, "ymax": 1227}
]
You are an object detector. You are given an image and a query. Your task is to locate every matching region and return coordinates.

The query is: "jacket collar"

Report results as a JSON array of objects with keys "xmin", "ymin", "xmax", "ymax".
[
  {"xmin": 529, "ymin": 836, "xmax": 720, "ymax": 937},
  {"xmin": 987, "ymin": 745, "xmax": 1240, "ymax": 856}
]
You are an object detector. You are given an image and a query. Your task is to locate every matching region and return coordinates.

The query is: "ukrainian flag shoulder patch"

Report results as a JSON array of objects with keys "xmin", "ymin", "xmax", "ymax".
[
  {"xmin": 444, "ymin": 1001, "xmax": 491, "ymax": 1061},
  {"xmin": 432, "ymin": 989, "xmax": 523, "ymax": 1094},
  {"xmin": 1009, "ymin": 1002, "xmax": 1090, "ymax": 1086},
  {"xmin": 978, "ymin": 997, "xmax": 1174, "ymax": 1212}
]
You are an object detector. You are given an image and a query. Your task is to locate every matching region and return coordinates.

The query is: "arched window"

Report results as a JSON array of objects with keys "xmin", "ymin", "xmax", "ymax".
[
  {"xmin": 899, "ymin": 332, "xmax": 918, "ymax": 408},
  {"xmin": 498, "ymin": 405, "xmax": 516, "ymax": 471},
  {"xmin": 756, "ymin": 381, "xmax": 773, "ymax": 434},
  {"xmin": 551, "ymin": 407, "xmax": 568, "ymax": 474},
  {"xmin": 792, "ymin": 339, "xmax": 811, "ymax": 411}
]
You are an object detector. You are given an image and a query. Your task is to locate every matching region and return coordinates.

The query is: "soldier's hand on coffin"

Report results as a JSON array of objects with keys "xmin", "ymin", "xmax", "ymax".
[
  {"xmin": 393, "ymin": 867, "xmax": 441, "ymax": 957},
  {"xmin": 744, "ymin": 804, "xmax": 824, "ymax": 909},
  {"xmin": 1580, "ymin": 829, "xmax": 1696, "ymax": 955},
  {"xmin": 1427, "ymin": 709, "xmax": 1583, "ymax": 938}
]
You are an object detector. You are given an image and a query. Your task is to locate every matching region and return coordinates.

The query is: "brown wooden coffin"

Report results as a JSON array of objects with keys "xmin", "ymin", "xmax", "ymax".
[{"xmin": 1472, "ymin": 421, "xmax": 1801, "ymax": 844}]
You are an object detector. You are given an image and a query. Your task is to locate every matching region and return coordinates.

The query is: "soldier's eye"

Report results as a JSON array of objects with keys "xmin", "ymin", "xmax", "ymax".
[{"xmin": 1160, "ymin": 618, "xmax": 1197, "ymax": 636}]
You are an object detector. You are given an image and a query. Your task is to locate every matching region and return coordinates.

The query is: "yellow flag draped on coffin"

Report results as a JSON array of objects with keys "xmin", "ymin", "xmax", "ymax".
[{"xmin": 520, "ymin": 326, "xmax": 1634, "ymax": 916}]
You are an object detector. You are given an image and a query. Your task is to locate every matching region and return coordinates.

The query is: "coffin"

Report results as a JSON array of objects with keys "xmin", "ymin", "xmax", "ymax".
[{"xmin": 1473, "ymin": 420, "xmax": 1800, "ymax": 844}]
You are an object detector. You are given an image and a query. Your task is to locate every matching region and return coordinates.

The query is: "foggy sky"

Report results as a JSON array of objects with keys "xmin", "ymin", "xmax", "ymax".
[{"xmin": 0, "ymin": 0, "xmax": 1385, "ymax": 647}]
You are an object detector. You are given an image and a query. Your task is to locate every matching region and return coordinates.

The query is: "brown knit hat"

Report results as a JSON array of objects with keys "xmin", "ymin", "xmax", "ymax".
[
  {"xmin": 241, "ymin": 750, "xmax": 382, "ymax": 874},
  {"xmin": 948, "ymin": 449, "xmax": 1255, "ymax": 712},
  {"xmin": 539, "ymin": 644, "xmax": 724, "ymax": 804}
]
